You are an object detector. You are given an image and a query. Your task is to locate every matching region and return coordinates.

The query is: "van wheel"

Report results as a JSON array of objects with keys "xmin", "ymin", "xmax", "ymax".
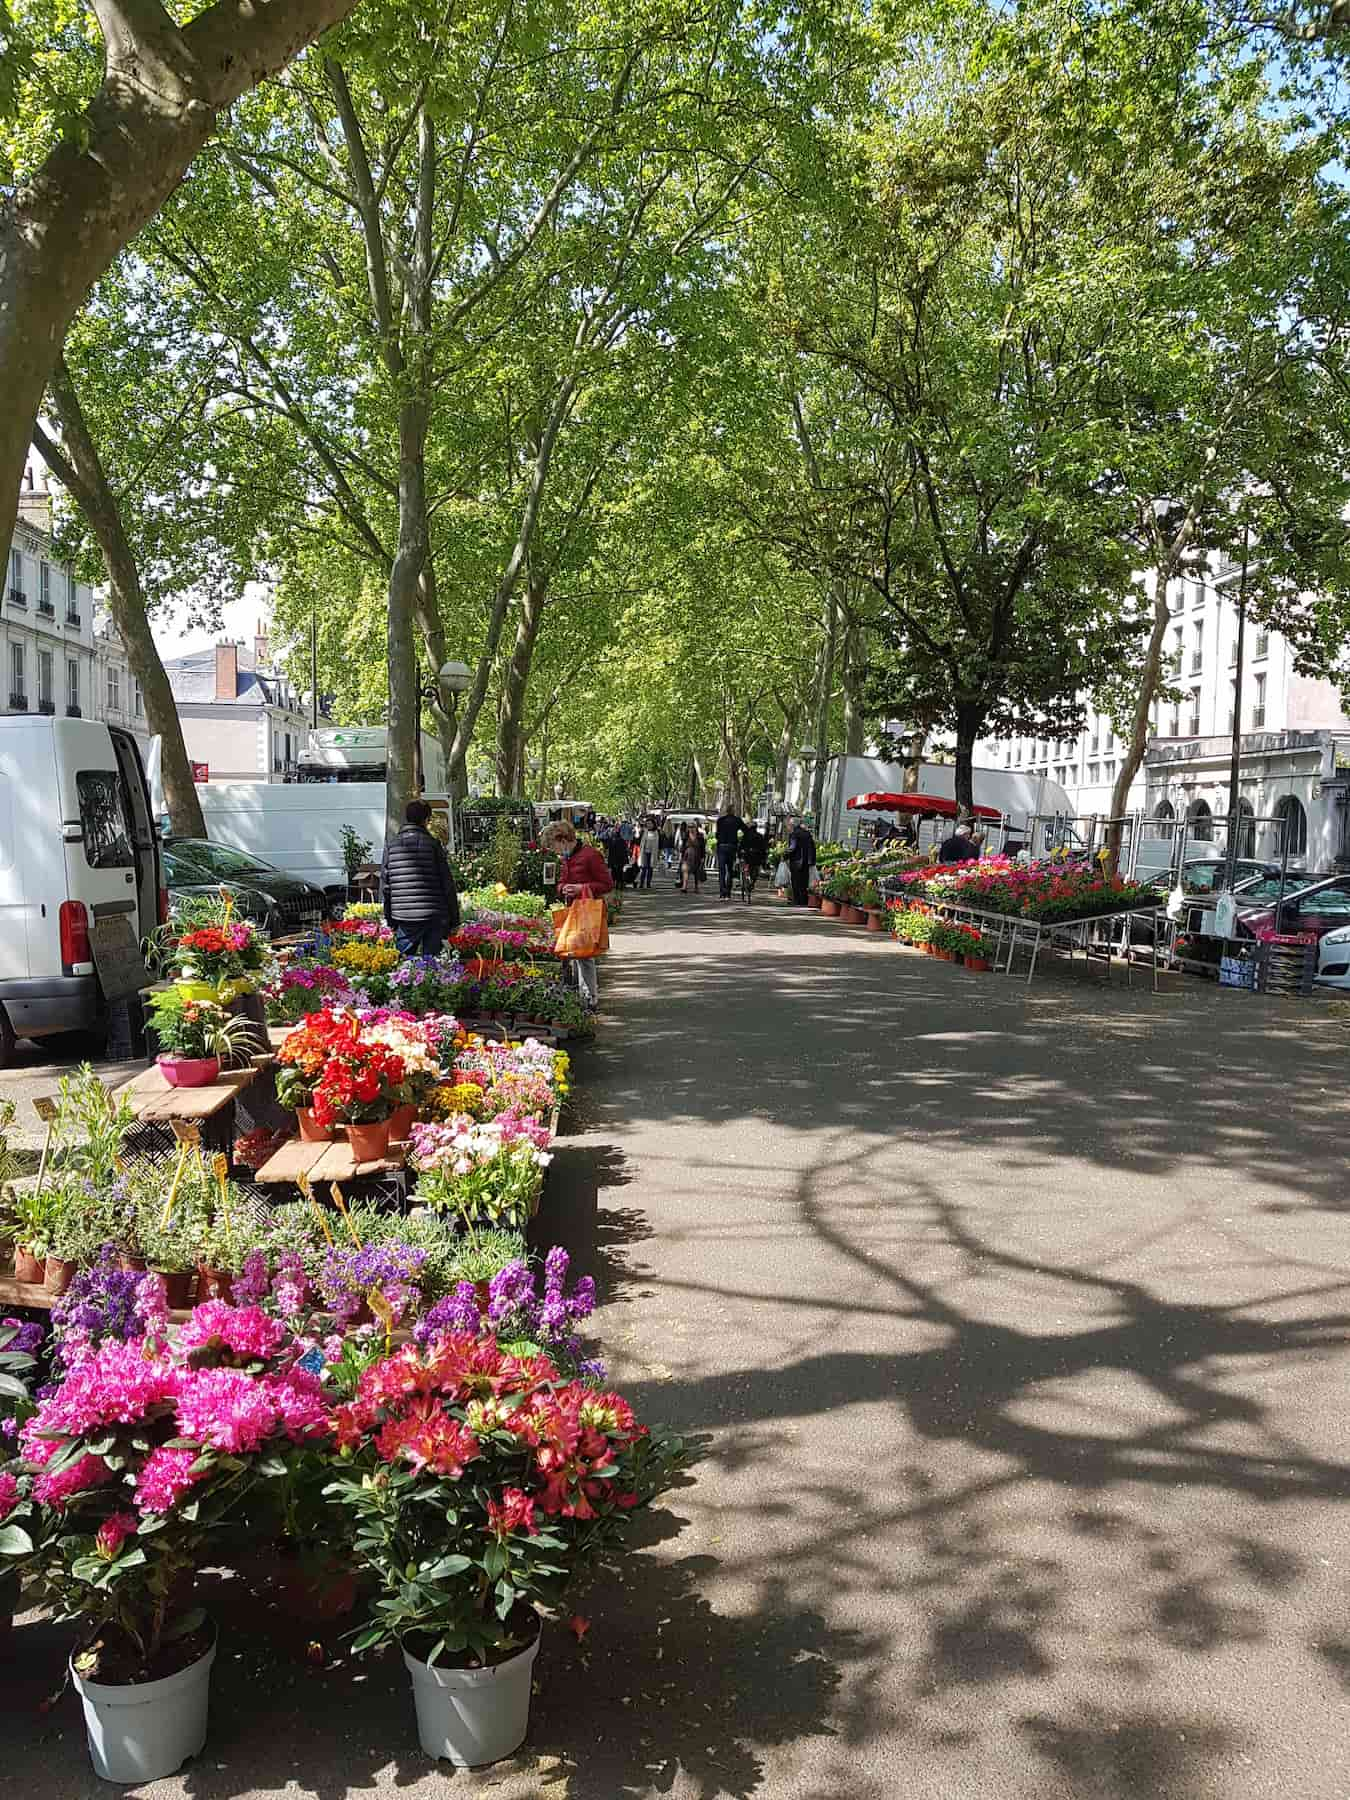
[{"xmin": 0, "ymin": 1007, "xmax": 14, "ymax": 1070}]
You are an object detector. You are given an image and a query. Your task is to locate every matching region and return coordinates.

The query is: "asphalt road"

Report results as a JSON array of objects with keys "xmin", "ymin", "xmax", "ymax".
[{"xmin": 6, "ymin": 883, "xmax": 1350, "ymax": 1798}]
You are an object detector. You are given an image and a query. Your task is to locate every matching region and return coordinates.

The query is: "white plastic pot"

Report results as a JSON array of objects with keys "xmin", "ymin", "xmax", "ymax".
[
  {"xmin": 70, "ymin": 1629, "xmax": 216, "ymax": 1784},
  {"xmin": 402, "ymin": 1631, "xmax": 541, "ymax": 1767}
]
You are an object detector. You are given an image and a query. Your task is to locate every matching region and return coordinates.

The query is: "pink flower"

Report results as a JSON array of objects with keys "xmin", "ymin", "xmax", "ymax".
[
  {"xmin": 135, "ymin": 1273, "xmax": 169, "ymax": 1341},
  {"xmin": 95, "ymin": 1511, "xmax": 139, "ymax": 1558},
  {"xmin": 177, "ymin": 1301, "xmax": 287, "ymax": 1361},
  {"xmin": 134, "ymin": 1446, "xmax": 203, "ymax": 1514},
  {"xmin": 261, "ymin": 1373, "xmax": 331, "ymax": 1441},
  {"xmin": 20, "ymin": 1340, "xmax": 180, "ymax": 1448},
  {"xmin": 174, "ymin": 1367, "xmax": 280, "ymax": 1453},
  {"xmin": 34, "ymin": 1452, "xmax": 111, "ymax": 1508},
  {"xmin": 486, "ymin": 1486, "xmax": 537, "ymax": 1538},
  {"xmin": 0, "ymin": 1470, "xmax": 19, "ymax": 1518}
]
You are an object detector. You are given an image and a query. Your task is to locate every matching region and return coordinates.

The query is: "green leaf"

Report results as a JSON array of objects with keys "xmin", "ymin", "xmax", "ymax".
[
  {"xmin": 420, "ymin": 1555, "xmax": 472, "ymax": 1581},
  {"xmin": 0, "ymin": 1525, "xmax": 33, "ymax": 1557},
  {"xmin": 163, "ymin": 1607, "xmax": 206, "ymax": 1640}
]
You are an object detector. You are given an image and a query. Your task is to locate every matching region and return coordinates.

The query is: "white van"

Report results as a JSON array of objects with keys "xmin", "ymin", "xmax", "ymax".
[{"xmin": 0, "ymin": 717, "xmax": 162, "ymax": 1062}]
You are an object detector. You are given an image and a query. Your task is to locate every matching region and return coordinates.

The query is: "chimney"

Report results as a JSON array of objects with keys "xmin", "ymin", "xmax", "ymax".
[
  {"xmin": 214, "ymin": 642, "xmax": 238, "ymax": 701},
  {"xmin": 254, "ymin": 620, "xmax": 269, "ymax": 671},
  {"xmin": 16, "ymin": 462, "xmax": 51, "ymax": 532}
]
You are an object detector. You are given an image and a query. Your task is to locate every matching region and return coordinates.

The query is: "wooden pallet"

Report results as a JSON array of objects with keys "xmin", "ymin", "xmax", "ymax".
[
  {"xmin": 254, "ymin": 1134, "xmax": 408, "ymax": 1186},
  {"xmin": 111, "ymin": 1062, "xmax": 263, "ymax": 1124},
  {"xmin": 0, "ymin": 1274, "xmax": 190, "ymax": 1319}
]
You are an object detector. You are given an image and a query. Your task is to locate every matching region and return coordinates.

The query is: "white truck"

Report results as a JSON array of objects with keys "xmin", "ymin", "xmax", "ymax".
[{"xmin": 192, "ymin": 780, "xmax": 453, "ymax": 890}]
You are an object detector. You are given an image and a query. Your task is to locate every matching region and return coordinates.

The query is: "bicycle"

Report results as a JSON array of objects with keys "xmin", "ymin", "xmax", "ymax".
[{"xmin": 739, "ymin": 856, "xmax": 761, "ymax": 904}]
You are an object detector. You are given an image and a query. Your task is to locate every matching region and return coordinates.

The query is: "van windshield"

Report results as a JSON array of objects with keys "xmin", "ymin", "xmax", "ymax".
[{"xmin": 77, "ymin": 770, "xmax": 133, "ymax": 869}]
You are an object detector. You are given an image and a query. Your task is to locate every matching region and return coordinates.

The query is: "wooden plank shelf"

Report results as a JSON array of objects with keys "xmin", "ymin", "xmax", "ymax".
[
  {"xmin": 112, "ymin": 1063, "xmax": 261, "ymax": 1124},
  {"xmin": 254, "ymin": 1134, "xmax": 408, "ymax": 1186}
]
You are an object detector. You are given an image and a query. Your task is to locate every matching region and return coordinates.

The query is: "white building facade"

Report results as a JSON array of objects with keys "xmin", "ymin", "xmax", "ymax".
[{"xmin": 974, "ymin": 556, "xmax": 1350, "ymax": 870}]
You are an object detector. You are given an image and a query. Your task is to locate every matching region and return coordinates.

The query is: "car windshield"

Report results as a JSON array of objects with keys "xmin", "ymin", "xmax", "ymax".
[
  {"xmin": 1234, "ymin": 874, "xmax": 1308, "ymax": 903},
  {"xmin": 171, "ymin": 841, "xmax": 276, "ymax": 880}
]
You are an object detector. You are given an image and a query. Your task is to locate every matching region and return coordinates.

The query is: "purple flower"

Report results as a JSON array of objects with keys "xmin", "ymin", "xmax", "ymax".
[
  {"xmin": 2, "ymin": 1316, "xmax": 43, "ymax": 1359},
  {"xmin": 413, "ymin": 1282, "xmax": 482, "ymax": 1345},
  {"xmin": 232, "ymin": 1249, "xmax": 270, "ymax": 1306},
  {"xmin": 51, "ymin": 1244, "xmax": 146, "ymax": 1369}
]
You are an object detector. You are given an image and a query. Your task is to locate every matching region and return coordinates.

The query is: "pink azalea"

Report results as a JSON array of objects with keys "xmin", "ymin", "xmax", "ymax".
[
  {"xmin": 134, "ymin": 1446, "xmax": 204, "ymax": 1514},
  {"xmin": 177, "ymin": 1301, "xmax": 287, "ymax": 1361},
  {"xmin": 95, "ymin": 1512, "xmax": 139, "ymax": 1559},
  {"xmin": 0, "ymin": 1470, "xmax": 19, "ymax": 1519},
  {"xmin": 33, "ymin": 1452, "xmax": 112, "ymax": 1507},
  {"xmin": 173, "ymin": 1367, "xmax": 282, "ymax": 1454}
]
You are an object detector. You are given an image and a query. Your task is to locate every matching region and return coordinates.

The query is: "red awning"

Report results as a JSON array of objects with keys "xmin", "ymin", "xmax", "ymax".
[{"xmin": 846, "ymin": 791, "xmax": 1002, "ymax": 821}]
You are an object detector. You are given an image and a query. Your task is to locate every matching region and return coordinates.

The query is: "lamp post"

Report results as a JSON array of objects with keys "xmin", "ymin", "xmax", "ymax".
[
  {"xmin": 1222, "ymin": 527, "xmax": 1252, "ymax": 893},
  {"xmin": 415, "ymin": 659, "xmax": 471, "ymax": 793}
]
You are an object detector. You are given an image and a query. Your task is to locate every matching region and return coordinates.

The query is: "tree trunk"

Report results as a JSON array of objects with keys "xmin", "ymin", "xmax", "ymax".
[
  {"xmin": 808, "ymin": 586, "xmax": 839, "ymax": 824},
  {"xmin": 0, "ymin": 0, "xmax": 365, "ymax": 547},
  {"xmin": 842, "ymin": 621, "xmax": 866, "ymax": 756},
  {"xmin": 953, "ymin": 706, "xmax": 981, "ymax": 816},
  {"xmin": 386, "ymin": 396, "xmax": 429, "ymax": 837},
  {"xmin": 901, "ymin": 726, "xmax": 928, "ymax": 793},
  {"xmin": 496, "ymin": 569, "xmax": 547, "ymax": 795},
  {"xmin": 773, "ymin": 702, "xmax": 796, "ymax": 802},
  {"xmin": 1106, "ymin": 569, "xmax": 1172, "ymax": 873},
  {"xmin": 34, "ymin": 363, "xmax": 205, "ymax": 837}
]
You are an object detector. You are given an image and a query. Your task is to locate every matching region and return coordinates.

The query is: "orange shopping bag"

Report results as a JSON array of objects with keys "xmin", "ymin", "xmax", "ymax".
[{"xmin": 555, "ymin": 889, "xmax": 608, "ymax": 959}]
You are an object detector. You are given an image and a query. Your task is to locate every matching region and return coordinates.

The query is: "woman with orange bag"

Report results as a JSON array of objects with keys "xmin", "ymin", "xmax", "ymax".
[{"xmin": 541, "ymin": 820, "xmax": 613, "ymax": 1008}]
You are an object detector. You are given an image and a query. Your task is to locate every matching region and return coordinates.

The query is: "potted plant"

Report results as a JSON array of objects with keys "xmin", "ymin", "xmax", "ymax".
[
  {"xmin": 4, "ymin": 1305, "xmax": 331, "ymax": 1784},
  {"xmin": 174, "ymin": 920, "xmax": 269, "ymax": 1000},
  {"xmin": 42, "ymin": 1181, "xmax": 112, "ymax": 1294},
  {"xmin": 135, "ymin": 1189, "xmax": 202, "ymax": 1311},
  {"xmin": 148, "ymin": 990, "xmax": 251, "ymax": 1089},
  {"xmin": 276, "ymin": 1010, "xmax": 348, "ymax": 1140},
  {"xmin": 326, "ymin": 1337, "xmax": 687, "ymax": 1768},
  {"xmin": 8, "ymin": 1185, "xmax": 56, "ymax": 1284},
  {"xmin": 311, "ymin": 1030, "xmax": 406, "ymax": 1163}
]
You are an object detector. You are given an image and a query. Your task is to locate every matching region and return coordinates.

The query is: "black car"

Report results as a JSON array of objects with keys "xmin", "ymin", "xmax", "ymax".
[{"xmin": 163, "ymin": 839, "xmax": 329, "ymax": 935}]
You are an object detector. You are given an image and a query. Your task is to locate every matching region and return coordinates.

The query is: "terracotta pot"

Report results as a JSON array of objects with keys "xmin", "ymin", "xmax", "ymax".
[
  {"xmin": 965, "ymin": 956, "xmax": 991, "ymax": 972},
  {"xmin": 158, "ymin": 1269, "xmax": 195, "ymax": 1310},
  {"xmin": 387, "ymin": 1102, "xmax": 417, "ymax": 1143},
  {"xmin": 44, "ymin": 1256, "xmax": 78, "ymax": 1296},
  {"xmin": 196, "ymin": 1265, "xmax": 234, "ymax": 1303},
  {"xmin": 346, "ymin": 1119, "xmax": 392, "ymax": 1163},
  {"xmin": 842, "ymin": 904, "xmax": 866, "ymax": 926},
  {"xmin": 157, "ymin": 1054, "xmax": 220, "ymax": 1089},
  {"xmin": 820, "ymin": 898, "xmax": 840, "ymax": 917},
  {"xmin": 806, "ymin": 893, "xmax": 822, "ymax": 910},
  {"xmin": 296, "ymin": 1107, "xmax": 334, "ymax": 1144},
  {"xmin": 866, "ymin": 910, "xmax": 885, "ymax": 933},
  {"xmin": 13, "ymin": 1245, "xmax": 43, "ymax": 1284},
  {"xmin": 119, "ymin": 1255, "xmax": 148, "ymax": 1274}
]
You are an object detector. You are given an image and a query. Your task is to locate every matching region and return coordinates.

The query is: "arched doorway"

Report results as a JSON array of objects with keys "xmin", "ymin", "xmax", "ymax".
[
  {"xmin": 1273, "ymin": 794, "xmax": 1307, "ymax": 859},
  {"xmin": 1186, "ymin": 798, "xmax": 1213, "ymax": 843},
  {"xmin": 1236, "ymin": 797, "xmax": 1256, "ymax": 858},
  {"xmin": 1152, "ymin": 798, "xmax": 1175, "ymax": 842}
]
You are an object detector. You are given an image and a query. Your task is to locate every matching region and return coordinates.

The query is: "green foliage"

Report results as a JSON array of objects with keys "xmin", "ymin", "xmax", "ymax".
[{"xmin": 340, "ymin": 825, "xmax": 374, "ymax": 881}]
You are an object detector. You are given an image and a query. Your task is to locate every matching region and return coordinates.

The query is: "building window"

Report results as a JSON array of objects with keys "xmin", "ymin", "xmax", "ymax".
[
  {"xmin": 38, "ymin": 650, "xmax": 53, "ymax": 709},
  {"xmin": 8, "ymin": 549, "xmax": 25, "ymax": 604},
  {"xmin": 1236, "ymin": 797, "xmax": 1256, "ymax": 857},
  {"xmin": 38, "ymin": 561, "xmax": 52, "ymax": 613},
  {"xmin": 67, "ymin": 572, "xmax": 79, "ymax": 623},
  {"xmin": 1104, "ymin": 760, "xmax": 1116, "ymax": 784},
  {"xmin": 1171, "ymin": 630, "xmax": 1182, "ymax": 674},
  {"xmin": 1187, "ymin": 798, "xmax": 1214, "ymax": 842},
  {"xmin": 1227, "ymin": 680, "xmax": 1236, "ymax": 734},
  {"xmin": 1190, "ymin": 621, "xmax": 1203, "ymax": 673},
  {"xmin": 1273, "ymin": 794, "xmax": 1307, "ymax": 857},
  {"xmin": 1088, "ymin": 762, "xmax": 1100, "ymax": 784},
  {"xmin": 1251, "ymin": 672, "xmax": 1266, "ymax": 729},
  {"xmin": 1168, "ymin": 584, "xmax": 1183, "ymax": 613},
  {"xmin": 1254, "ymin": 630, "xmax": 1268, "ymax": 660},
  {"xmin": 67, "ymin": 658, "xmax": 79, "ymax": 714},
  {"xmin": 1187, "ymin": 691, "xmax": 1200, "ymax": 736},
  {"xmin": 1169, "ymin": 706, "xmax": 1180, "ymax": 736},
  {"xmin": 9, "ymin": 643, "xmax": 24, "ymax": 705},
  {"xmin": 107, "ymin": 667, "xmax": 120, "ymax": 713},
  {"xmin": 133, "ymin": 680, "xmax": 143, "ymax": 718}
]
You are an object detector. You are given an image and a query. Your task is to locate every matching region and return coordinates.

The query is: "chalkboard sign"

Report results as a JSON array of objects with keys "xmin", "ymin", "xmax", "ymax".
[{"xmin": 90, "ymin": 913, "xmax": 151, "ymax": 1001}]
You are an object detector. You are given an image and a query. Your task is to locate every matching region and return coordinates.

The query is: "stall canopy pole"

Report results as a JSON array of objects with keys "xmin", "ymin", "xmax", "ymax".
[{"xmin": 1222, "ymin": 523, "xmax": 1251, "ymax": 893}]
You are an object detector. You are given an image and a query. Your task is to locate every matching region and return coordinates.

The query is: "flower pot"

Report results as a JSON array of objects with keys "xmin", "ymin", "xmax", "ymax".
[
  {"xmin": 806, "ymin": 892, "xmax": 822, "ymax": 910},
  {"xmin": 346, "ymin": 1119, "xmax": 392, "ymax": 1163},
  {"xmin": 174, "ymin": 980, "xmax": 219, "ymax": 1004},
  {"xmin": 296, "ymin": 1107, "xmax": 335, "ymax": 1144},
  {"xmin": 157, "ymin": 1054, "xmax": 220, "ymax": 1089},
  {"xmin": 402, "ymin": 1629, "xmax": 541, "ymax": 1768},
  {"xmin": 119, "ymin": 1255, "xmax": 148, "ymax": 1274},
  {"xmin": 841, "ymin": 904, "xmax": 865, "ymax": 925},
  {"xmin": 820, "ymin": 898, "xmax": 840, "ymax": 917},
  {"xmin": 44, "ymin": 1255, "xmax": 77, "ymax": 1296},
  {"xmin": 196, "ymin": 1264, "xmax": 233, "ymax": 1303},
  {"xmin": 12, "ymin": 1245, "xmax": 42, "ymax": 1284},
  {"xmin": 866, "ymin": 910, "xmax": 885, "ymax": 933},
  {"xmin": 387, "ymin": 1102, "xmax": 417, "ymax": 1143},
  {"xmin": 964, "ymin": 956, "xmax": 991, "ymax": 972},
  {"xmin": 71, "ymin": 1626, "xmax": 216, "ymax": 1784},
  {"xmin": 158, "ymin": 1269, "xmax": 195, "ymax": 1310}
]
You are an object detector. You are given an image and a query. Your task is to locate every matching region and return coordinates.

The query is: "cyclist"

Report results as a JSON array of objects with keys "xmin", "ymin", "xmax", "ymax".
[{"xmin": 738, "ymin": 818, "xmax": 767, "ymax": 900}]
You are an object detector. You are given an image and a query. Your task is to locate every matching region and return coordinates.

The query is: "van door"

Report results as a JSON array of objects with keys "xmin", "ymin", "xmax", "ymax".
[
  {"xmin": 56, "ymin": 723, "xmax": 141, "ymax": 969},
  {"xmin": 109, "ymin": 728, "xmax": 162, "ymax": 941}
]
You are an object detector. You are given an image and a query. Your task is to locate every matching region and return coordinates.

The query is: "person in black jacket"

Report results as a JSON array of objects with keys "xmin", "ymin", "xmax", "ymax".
[
  {"xmin": 381, "ymin": 800, "xmax": 460, "ymax": 956},
  {"xmin": 715, "ymin": 805, "xmax": 745, "ymax": 899}
]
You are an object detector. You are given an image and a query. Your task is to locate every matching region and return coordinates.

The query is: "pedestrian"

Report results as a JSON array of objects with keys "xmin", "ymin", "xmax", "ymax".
[
  {"xmin": 937, "ymin": 817, "xmax": 981, "ymax": 864},
  {"xmin": 381, "ymin": 799, "xmax": 460, "ymax": 956},
  {"xmin": 639, "ymin": 818, "xmax": 659, "ymax": 889},
  {"xmin": 540, "ymin": 820, "xmax": 613, "ymax": 1008},
  {"xmin": 785, "ymin": 814, "xmax": 816, "ymax": 906},
  {"xmin": 674, "ymin": 822, "xmax": 687, "ymax": 881},
  {"xmin": 681, "ymin": 821, "xmax": 707, "ymax": 894},
  {"xmin": 714, "ymin": 802, "xmax": 746, "ymax": 900},
  {"xmin": 605, "ymin": 825, "xmax": 629, "ymax": 889}
]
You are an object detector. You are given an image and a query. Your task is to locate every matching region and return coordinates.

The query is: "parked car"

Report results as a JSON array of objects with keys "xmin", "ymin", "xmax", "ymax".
[
  {"xmin": 0, "ymin": 716, "xmax": 162, "ymax": 1063},
  {"xmin": 1315, "ymin": 925, "xmax": 1350, "ymax": 989},
  {"xmin": 164, "ymin": 839, "xmax": 328, "ymax": 935},
  {"xmin": 1153, "ymin": 857, "xmax": 1283, "ymax": 897},
  {"xmin": 1232, "ymin": 872, "xmax": 1350, "ymax": 943}
]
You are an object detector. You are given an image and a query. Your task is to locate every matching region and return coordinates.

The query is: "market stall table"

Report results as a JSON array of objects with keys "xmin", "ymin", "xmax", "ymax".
[
  {"xmin": 111, "ymin": 1061, "xmax": 265, "ymax": 1163},
  {"xmin": 253, "ymin": 1132, "xmax": 411, "ymax": 1206}
]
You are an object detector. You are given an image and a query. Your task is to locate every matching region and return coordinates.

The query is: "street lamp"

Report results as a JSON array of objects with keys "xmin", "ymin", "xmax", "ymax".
[{"xmin": 414, "ymin": 659, "xmax": 471, "ymax": 792}]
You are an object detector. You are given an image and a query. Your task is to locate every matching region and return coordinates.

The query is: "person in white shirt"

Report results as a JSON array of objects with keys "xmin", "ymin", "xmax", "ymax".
[{"xmin": 639, "ymin": 821, "xmax": 660, "ymax": 890}]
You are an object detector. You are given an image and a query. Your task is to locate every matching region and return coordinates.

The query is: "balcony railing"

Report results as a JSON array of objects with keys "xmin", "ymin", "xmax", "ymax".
[
  {"xmin": 66, "ymin": 611, "xmax": 80, "ymax": 627},
  {"xmin": 8, "ymin": 589, "xmax": 26, "ymax": 609},
  {"xmin": 66, "ymin": 703, "xmax": 82, "ymax": 718},
  {"xmin": 38, "ymin": 698, "xmax": 55, "ymax": 715},
  {"xmin": 36, "ymin": 599, "xmax": 54, "ymax": 618},
  {"xmin": 7, "ymin": 693, "xmax": 27, "ymax": 710}
]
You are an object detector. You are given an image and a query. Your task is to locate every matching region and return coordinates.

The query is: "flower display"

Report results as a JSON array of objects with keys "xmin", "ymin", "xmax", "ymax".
[
  {"xmin": 326, "ymin": 1334, "xmax": 686, "ymax": 1664},
  {"xmin": 176, "ymin": 920, "xmax": 268, "ymax": 987},
  {"xmin": 893, "ymin": 856, "xmax": 1155, "ymax": 923},
  {"xmin": 329, "ymin": 939, "xmax": 400, "ymax": 980},
  {"xmin": 265, "ymin": 963, "xmax": 354, "ymax": 1025},
  {"xmin": 414, "ymin": 1246, "xmax": 601, "ymax": 1378},
  {"xmin": 410, "ymin": 1118, "xmax": 551, "ymax": 1231},
  {"xmin": 318, "ymin": 1240, "xmax": 427, "ymax": 1328}
]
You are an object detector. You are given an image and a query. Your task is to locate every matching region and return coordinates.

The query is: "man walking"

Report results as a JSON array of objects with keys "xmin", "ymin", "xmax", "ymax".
[
  {"xmin": 381, "ymin": 799, "xmax": 459, "ymax": 956},
  {"xmin": 639, "ymin": 818, "xmax": 660, "ymax": 889},
  {"xmin": 715, "ymin": 803, "xmax": 745, "ymax": 900},
  {"xmin": 785, "ymin": 815, "xmax": 816, "ymax": 906}
]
